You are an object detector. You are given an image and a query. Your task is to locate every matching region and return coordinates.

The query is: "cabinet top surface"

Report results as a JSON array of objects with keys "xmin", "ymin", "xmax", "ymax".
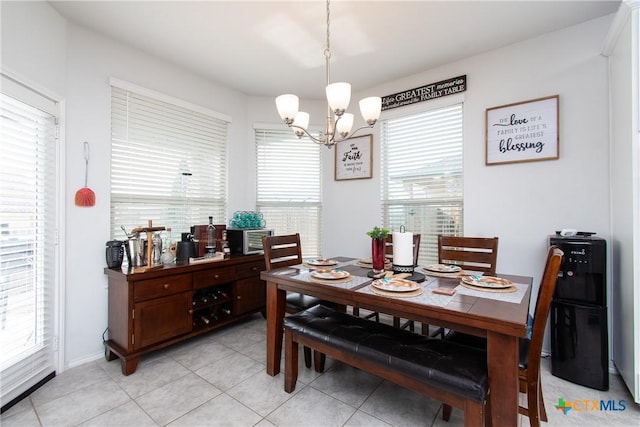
[{"xmin": 104, "ymin": 254, "xmax": 265, "ymax": 281}]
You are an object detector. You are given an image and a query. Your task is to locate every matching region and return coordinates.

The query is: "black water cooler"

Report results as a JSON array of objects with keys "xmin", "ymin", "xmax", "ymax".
[{"xmin": 549, "ymin": 234, "xmax": 608, "ymax": 390}]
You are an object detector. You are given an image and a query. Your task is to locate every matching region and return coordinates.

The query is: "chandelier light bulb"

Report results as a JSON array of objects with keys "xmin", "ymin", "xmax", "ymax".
[
  {"xmin": 275, "ymin": 94, "xmax": 299, "ymax": 124},
  {"xmin": 359, "ymin": 97, "xmax": 382, "ymax": 125},
  {"xmin": 336, "ymin": 113, "xmax": 354, "ymax": 138},
  {"xmin": 292, "ymin": 111, "xmax": 310, "ymax": 137},
  {"xmin": 326, "ymin": 82, "xmax": 351, "ymax": 116}
]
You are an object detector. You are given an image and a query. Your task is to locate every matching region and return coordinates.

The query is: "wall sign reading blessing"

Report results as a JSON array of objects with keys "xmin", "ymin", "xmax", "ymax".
[{"xmin": 485, "ymin": 95, "xmax": 559, "ymax": 166}]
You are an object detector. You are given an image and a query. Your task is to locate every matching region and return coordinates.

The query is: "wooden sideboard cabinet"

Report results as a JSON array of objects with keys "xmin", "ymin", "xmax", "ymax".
[{"xmin": 103, "ymin": 255, "xmax": 266, "ymax": 375}]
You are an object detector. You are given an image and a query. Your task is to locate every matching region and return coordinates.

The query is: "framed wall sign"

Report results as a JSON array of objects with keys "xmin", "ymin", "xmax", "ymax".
[
  {"xmin": 335, "ymin": 134, "xmax": 373, "ymax": 180},
  {"xmin": 486, "ymin": 95, "xmax": 559, "ymax": 165}
]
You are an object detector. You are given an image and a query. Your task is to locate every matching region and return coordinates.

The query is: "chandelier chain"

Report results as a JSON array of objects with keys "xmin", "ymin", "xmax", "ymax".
[{"xmin": 326, "ymin": 0, "xmax": 331, "ymax": 57}]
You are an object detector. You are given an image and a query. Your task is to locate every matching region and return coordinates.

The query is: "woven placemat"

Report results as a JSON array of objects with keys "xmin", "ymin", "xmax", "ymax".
[
  {"xmin": 369, "ymin": 284, "xmax": 424, "ymax": 298},
  {"xmin": 309, "ymin": 275, "xmax": 353, "ymax": 285},
  {"xmin": 459, "ymin": 281, "xmax": 517, "ymax": 293}
]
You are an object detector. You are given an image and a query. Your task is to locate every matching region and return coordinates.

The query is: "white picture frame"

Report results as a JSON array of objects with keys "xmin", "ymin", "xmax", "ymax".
[
  {"xmin": 335, "ymin": 134, "xmax": 373, "ymax": 180},
  {"xmin": 486, "ymin": 95, "xmax": 559, "ymax": 165}
]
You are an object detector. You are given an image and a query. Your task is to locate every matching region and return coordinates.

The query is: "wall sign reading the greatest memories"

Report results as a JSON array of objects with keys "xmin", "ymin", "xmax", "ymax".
[
  {"xmin": 486, "ymin": 95, "xmax": 559, "ymax": 166},
  {"xmin": 335, "ymin": 134, "xmax": 373, "ymax": 181}
]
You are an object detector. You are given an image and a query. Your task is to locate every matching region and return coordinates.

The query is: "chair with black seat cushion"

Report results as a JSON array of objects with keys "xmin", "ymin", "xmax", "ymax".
[
  {"xmin": 441, "ymin": 245, "xmax": 564, "ymax": 427},
  {"xmin": 262, "ymin": 233, "xmax": 323, "ymax": 368}
]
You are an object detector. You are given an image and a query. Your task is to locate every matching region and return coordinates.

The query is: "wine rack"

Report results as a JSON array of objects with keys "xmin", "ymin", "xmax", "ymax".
[{"xmin": 191, "ymin": 286, "xmax": 233, "ymax": 331}]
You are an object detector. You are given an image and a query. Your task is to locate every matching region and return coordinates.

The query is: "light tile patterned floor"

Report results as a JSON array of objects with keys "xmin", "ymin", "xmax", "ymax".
[{"xmin": 2, "ymin": 313, "xmax": 638, "ymax": 427}]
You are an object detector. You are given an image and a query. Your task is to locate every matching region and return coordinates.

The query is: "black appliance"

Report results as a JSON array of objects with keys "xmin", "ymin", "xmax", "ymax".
[{"xmin": 549, "ymin": 233, "xmax": 609, "ymax": 390}]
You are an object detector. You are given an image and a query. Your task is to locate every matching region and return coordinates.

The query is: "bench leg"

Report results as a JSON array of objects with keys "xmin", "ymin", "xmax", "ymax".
[
  {"xmin": 314, "ymin": 351, "xmax": 326, "ymax": 373},
  {"xmin": 442, "ymin": 404, "xmax": 452, "ymax": 421},
  {"xmin": 284, "ymin": 329, "xmax": 298, "ymax": 393},
  {"xmin": 303, "ymin": 346, "xmax": 312, "ymax": 368}
]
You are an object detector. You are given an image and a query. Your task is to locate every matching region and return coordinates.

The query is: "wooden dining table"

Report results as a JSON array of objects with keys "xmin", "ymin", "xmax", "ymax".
[{"xmin": 261, "ymin": 257, "xmax": 532, "ymax": 426}]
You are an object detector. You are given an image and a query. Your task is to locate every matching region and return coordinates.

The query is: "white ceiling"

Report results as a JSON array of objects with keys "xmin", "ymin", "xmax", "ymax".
[{"xmin": 49, "ymin": 0, "xmax": 621, "ymax": 99}]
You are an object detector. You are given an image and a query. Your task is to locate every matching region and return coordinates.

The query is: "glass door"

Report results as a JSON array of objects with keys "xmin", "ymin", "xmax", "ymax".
[{"xmin": 0, "ymin": 74, "xmax": 59, "ymax": 408}]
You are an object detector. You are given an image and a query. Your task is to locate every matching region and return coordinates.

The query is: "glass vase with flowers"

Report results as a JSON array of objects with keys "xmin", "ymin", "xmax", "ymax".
[{"xmin": 366, "ymin": 226, "xmax": 390, "ymax": 274}]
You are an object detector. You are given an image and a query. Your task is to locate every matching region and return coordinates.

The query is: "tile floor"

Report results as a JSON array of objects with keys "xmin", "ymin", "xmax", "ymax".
[{"xmin": 2, "ymin": 313, "xmax": 639, "ymax": 427}]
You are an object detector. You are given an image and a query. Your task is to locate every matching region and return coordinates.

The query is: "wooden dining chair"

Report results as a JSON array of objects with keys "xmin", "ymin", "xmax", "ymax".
[
  {"xmin": 441, "ymin": 245, "xmax": 564, "ymax": 427},
  {"xmin": 438, "ymin": 235, "xmax": 499, "ymax": 275},
  {"xmin": 429, "ymin": 235, "xmax": 499, "ymax": 338},
  {"xmin": 262, "ymin": 233, "xmax": 321, "ymax": 368}
]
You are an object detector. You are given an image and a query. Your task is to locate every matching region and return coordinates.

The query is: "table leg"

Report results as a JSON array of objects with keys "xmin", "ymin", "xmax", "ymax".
[
  {"xmin": 487, "ymin": 331, "xmax": 519, "ymax": 426},
  {"xmin": 266, "ymin": 281, "xmax": 285, "ymax": 376}
]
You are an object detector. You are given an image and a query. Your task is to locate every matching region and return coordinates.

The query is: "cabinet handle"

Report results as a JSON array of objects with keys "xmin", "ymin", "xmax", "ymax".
[
  {"xmin": 188, "ymin": 309, "xmax": 193, "ymax": 314},
  {"xmin": 251, "ymin": 266, "xmax": 258, "ymax": 271},
  {"xmin": 163, "ymin": 284, "xmax": 170, "ymax": 289},
  {"xmin": 237, "ymin": 295, "xmax": 242, "ymax": 300},
  {"xmin": 213, "ymin": 274, "xmax": 219, "ymax": 279}
]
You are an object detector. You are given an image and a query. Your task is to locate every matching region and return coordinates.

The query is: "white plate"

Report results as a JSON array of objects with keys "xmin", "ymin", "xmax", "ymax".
[
  {"xmin": 371, "ymin": 278, "xmax": 420, "ymax": 292},
  {"xmin": 461, "ymin": 275, "xmax": 513, "ymax": 289},
  {"xmin": 310, "ymin": 269, "xmax": 350, "ymax": 280},
  {"xmin": 424, "ymin": 264, "xmax": 462, "ymax": 273},
  {"xmin": 306, "ymin": 258, "xmax": 338, "ymax": 267}
]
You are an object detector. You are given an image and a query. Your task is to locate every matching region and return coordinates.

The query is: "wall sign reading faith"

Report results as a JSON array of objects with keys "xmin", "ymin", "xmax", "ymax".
[
  {"xmin": 485, "ymin": 95, "xmax": 559, "ymax": 166},
  {"xmin": 381, "ymin": 75, "xmax": 466, "ymax": 111},
  {"xmin": 335, "ymin": 134, "xmax": 373, "ymax": 181}
]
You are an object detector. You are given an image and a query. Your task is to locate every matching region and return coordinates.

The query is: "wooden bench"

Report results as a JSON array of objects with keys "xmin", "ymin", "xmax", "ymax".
[{"xmin": 284, "ymin": 304, "xmax": 491, "ymax": 427}]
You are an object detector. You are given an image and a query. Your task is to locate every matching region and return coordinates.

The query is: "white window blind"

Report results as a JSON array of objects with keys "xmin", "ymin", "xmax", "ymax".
[
  {"xmin": 381, "ymin": 103, "xmax": 464, "ymax": 264},
  {"xmin": 0, "ymin": 82, "xmax": 57, "ymax": 407},
  {"xmin": 255, "ymin": 128, "xmax": 322, "ymax": 257},
  {"xmin": 110, "ymin": 85, "xmax": 229, "ymax": 241}
]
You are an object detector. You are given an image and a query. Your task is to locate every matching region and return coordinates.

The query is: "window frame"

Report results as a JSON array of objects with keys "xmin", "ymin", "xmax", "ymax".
[
  {"xmin": 379, "ymin": 97, "xmax": 465, "ymax": 265},
  {"xmin": 109, "ymin": 78, "xmax": 230, "ymax": 243},
  {"xmin": 254, "ymin": 125, "xmax": 323, "ymax": 257}
]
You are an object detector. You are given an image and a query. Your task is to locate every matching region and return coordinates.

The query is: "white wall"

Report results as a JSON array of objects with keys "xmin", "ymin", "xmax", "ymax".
[
  {"xmin": 252, "ymin": 16, "xmax": 613, "ymax": 282},
  {"xmin": 2, "ymin": 1, "xmax": 253, "ymax": 367},
  {"xmin": 249, "ymin": 15, "xmax": 614, "ymax": 354},
  {"xmin": 355, "ymin": 16, "xmax": 613, "ymax": 353},
  {"xmin": 0, "ymin": 1, "xmax": 66, "ymax": 95},
  {"xmin": 2, "ymin": 1, "xmax": 617, "ymax": 365},
  {"xmin": 62, "ymin": 26, "xmax": 251, "ymax": 366},
  {"xmin": 609, "ymin": 2, "xmax": 639, "ymax": 401}
]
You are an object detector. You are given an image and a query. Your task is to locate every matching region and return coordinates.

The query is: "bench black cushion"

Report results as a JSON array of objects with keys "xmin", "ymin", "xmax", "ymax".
[
  {"xmin": 284, "ymin": 304, "xmax": 489, "ymax": 402},
  {"xmin": 445, "ymin": 330, "xmax": 531, "ymax": 368}
]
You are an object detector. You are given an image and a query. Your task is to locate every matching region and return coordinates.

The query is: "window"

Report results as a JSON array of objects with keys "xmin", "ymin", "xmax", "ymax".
[
  {"xmin": 0, "ymin": 74, "xmax": 58, "ymax": 407},
  {"xmin": 255, "ymin": 128, "xmax": 322, "ymax": 257},
  {"xmin": 381, "ymin": 103, "xmax": 464, "ymax": 264},
  {"xmin": 110, "ymin": 80, "xmax": 230, "ymax": 242}
]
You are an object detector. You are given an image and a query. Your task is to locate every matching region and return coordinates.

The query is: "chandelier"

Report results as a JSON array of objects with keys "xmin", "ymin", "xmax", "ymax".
[{"xmin": 275, "ymin": 0, "xmax": 382, "ymax": 148}]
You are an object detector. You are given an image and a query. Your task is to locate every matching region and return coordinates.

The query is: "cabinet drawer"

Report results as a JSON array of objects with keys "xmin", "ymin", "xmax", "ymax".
[
  {"xmin": 134, "ymin": 274, "xmax": 192, "ymax": 302},
  {"xmin": 236, "ymin": 260, "xmax": 266, "ymax": 280},
  {"xmin": 193, "ymin": 267, "xmax": 236, "ymax": 289}
]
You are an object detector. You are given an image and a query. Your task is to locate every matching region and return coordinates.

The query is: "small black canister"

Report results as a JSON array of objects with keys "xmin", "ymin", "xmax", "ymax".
[{"xmin": 106, "ymin": 240, "xmax": 124, "ymax": 268}]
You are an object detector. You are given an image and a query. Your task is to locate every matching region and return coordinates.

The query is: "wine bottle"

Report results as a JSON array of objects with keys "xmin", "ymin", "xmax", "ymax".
[
  {"xmin": 205, "ymin": 216, "xmax": 216, "ymax": 258},
  {"xmin": 200, "ymin": 315, "xmax": 210, "ymax": 325}
]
